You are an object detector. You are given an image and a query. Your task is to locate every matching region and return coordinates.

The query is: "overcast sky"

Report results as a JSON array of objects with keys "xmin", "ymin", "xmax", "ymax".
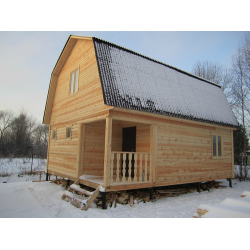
[{"xmin": 0, "ymin": 31, "xmax": 248, "ymax": 123}]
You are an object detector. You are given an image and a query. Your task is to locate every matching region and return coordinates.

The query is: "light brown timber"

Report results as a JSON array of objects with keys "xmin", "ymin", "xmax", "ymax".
[{"xmin": 44, "ymin": 36, "xmax": 236, "ymax": 193}]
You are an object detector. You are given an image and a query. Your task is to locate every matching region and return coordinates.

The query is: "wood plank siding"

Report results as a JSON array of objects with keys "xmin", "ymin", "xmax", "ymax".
[
  {"xmin": 50, "ymin": 39, "xmax": 110, "ymax": 125},
  {"xmin": 79, "ymin": 120, "xmax": 151, "ymax": 177},
  {"xmin": 47, "ymin": 39, "xmax": 112, "ymax": 178},
  {"xmin": 44, "ymin": 36, "xmax": 236, "ymax": 190},
  {"xmin": 156, "ymin": 121, "xmax": 233, "ymax": 186},
  {"xmin": 110, "ymin": 109, "xmax": 234, "ymax": 187}
]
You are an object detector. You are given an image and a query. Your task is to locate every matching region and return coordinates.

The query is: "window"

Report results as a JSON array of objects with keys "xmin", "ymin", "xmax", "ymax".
[
  {"xmin": 70, "ymin": 68, "xmax": 79, "ymax": 94},
  {"xmin": 212, "ymin": 135, "xmax": 222, "ymax": 157},
  {"xmin": 66, "ymin": 127, "xmax": 71, "ymax": 138},
  {"xmin": 212, "ymin": 135, "xmax": 217, "ymax": 156},
  {"xmin": 218, "ymin": 136, "xmax": 222, "ymax": 156},
  {"xmin": 52, "ymin": 129, "xmax": 56, "ymax": 140}
]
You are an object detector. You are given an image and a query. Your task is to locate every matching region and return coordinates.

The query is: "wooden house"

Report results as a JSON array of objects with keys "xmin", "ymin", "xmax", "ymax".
[{"xmin": 43, "ymin": 35, "xmax": 238, "ymax": 208}]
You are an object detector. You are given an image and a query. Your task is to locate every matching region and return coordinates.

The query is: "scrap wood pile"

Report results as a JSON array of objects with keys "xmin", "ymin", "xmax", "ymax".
[
  {"xmin": 50, "ymin": 178, "xmax": 72, "ymax": 187},
  {"xmin": 154, "ymin": 180, "xmax": 224, "ymax": 199},
  {"xmin": 95, "ymin": 190, "xmax": 151, "ymax": 208},
  {"xmin": 95, "ymin": 181, "xmax": 225, "ymax": 208},
  {"xmin": 52, "ymin": 179, "xmax": 226, "ymax": 209},
  {"xmin": 94, "ymin": 187, "xmax": 191, "ymax": 208}
]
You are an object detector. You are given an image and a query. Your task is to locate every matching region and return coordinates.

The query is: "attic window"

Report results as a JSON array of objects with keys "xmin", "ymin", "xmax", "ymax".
[{"xmin": 70, "ymin": 68, "xmax": 79, "ymax": 94}]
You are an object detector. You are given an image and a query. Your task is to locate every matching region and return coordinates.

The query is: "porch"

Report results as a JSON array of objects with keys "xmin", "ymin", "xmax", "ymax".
[
  {"xmin": 77, "ymin": 114, "xmax": 157, "ymax": 191},
  {"xmin": 79, "ymin": 151, "xmax": 153, "ymax": 191}
]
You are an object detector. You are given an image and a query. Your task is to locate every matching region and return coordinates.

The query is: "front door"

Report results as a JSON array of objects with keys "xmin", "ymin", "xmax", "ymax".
[{"xmin": 122, "ymin": 127, "xmax": 136, "ymax": 178}]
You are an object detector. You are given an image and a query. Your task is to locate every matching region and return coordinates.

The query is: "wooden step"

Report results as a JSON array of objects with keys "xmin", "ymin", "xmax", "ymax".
[
  {"xmin": 69, "ymin": 184, "xmax": 94, "ymax": 196},
  {"xmin": 62, "ymin": 191, "xmax": 88, "ymax": 209},
  {"xmin": 62, "ymin": 184, "xmax": 101, "ymax": 211},
  {"xmin": 81, "ymin": 186, "xmax": 101, "ymax": 211}
]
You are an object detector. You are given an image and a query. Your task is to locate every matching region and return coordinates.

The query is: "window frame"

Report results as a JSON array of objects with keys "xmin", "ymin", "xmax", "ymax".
[
  {"xmin": 52, "ymin": 129, "xmax": 56, "ymax": 140},
  {"xmin": 212, "ymin": 134, "xmax": 223, "ymax": 159},
  {"xmin": 66, "ymin": 127, "xmax": 72, "ymax": 139},
  {"xmin": 69, "ymin": 67, "xmax": 79, "ymax": 95}
]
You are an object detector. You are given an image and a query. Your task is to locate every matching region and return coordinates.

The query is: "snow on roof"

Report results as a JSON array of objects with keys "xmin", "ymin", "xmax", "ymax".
[{"xmin": 94, "ymin": 38, "xmax": 238, "ymax": 127}]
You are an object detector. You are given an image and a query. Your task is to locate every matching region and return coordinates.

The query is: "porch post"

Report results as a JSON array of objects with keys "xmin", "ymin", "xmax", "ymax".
[
  {"xmin": 150, "ymin": 124, "xmax": 157, "ymax": 183},
  {"xmin": 103, "ymin": 115, "xmax": 112, "ymax": 187},
  {"xmin": 76, "ymin": 123, "xmax": 85, "ymax": 178}
]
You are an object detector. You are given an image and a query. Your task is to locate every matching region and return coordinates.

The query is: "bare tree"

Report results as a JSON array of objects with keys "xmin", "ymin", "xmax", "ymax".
[
  {"xmin": 33, "ymin": 124, "xmax": 49, "ymax": 158},
  {"xmin": 10, "ymin": 111, "xmax": 38, "ymax": 156},
  {"xmin": 191, "ymin": 60, "xmax": 233, "ymax": 100},
  {"xmin": 0, "ymin": 109, "xmax": 48, "ymax": 158},
  {"xmin": 231, "ymin": 33, "xmax": 250, "ymax": 180},
  {"xmin": 0, "ymin": 110, "xmax": 14, "ymax": 156},
  {"xmin": 191, "ymin": 40, "xmax": 250, "ymax": 180}
]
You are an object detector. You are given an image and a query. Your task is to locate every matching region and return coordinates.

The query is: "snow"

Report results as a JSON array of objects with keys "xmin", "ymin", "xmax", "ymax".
[
  {"xmin": 70, "ymin": 184, "xmax": 94, "ymax": 195},
  {"xmin": 241, "ymin": 191, "xmax": 250, "ymax": 197},
  {"xmin": 0, "ymin": 159, "xmax": 250, "ymax": 218},
  {"xmin": 0, "ymin": 157, "xmax": 46, "ymax": 177},
  {"xmin": 94, "ymin": 39, "xmax": 238, "ymax": 127},
  {"xmin": 198, "ymin": 198, "xmax": 250, "ymax": 218}
]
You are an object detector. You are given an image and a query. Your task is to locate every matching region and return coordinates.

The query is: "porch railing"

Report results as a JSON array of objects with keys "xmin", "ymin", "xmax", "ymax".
[{"xmin": 110, "ymin": 151, "xmax": 152, "ymax": 184}]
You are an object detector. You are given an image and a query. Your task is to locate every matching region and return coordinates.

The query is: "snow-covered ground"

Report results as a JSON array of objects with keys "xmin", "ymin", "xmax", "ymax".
[{"xmin": 0, "ymin": 158, "xmax": 250, "ymax": 218}]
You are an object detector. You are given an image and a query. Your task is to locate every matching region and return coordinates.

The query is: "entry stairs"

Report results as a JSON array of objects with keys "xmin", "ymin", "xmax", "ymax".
[{"xmin": 62, "ymin": 179, "xmax": 101, "ymax": 211}]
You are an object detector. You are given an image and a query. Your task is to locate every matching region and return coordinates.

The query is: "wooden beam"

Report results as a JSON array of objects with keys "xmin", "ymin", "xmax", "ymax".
[
  {"xmin": 103, "ymin": 115, "xmax": 112, "ymax": 187},
  {"xmin": 111, "ymin": 107, "xmax": 237, "ymax": 130},
  {"xmin": 43, "ymin": 74, "xmax": 58, "ymax": 124},
  {"xmin": 150, "ymin": 124, "xmax": 157, "ymax": 183},
  {"xmin": 76, "ymin": 123, "xmax": 85, "ymax": 178}
]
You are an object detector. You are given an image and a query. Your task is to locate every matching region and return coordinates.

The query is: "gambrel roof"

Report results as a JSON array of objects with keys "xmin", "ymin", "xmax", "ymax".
[
  {"xmin": 43, "ymin": 35, "xmax": 238, "ymax": 127},
  {"xmin": 93, "ymin": 38, "xmax": 238, "ymax": 127}
]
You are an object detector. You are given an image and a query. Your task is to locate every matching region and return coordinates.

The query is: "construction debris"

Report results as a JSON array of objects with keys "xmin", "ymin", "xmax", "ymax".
[{"xmin": 57, "ymin": 180, "xmax": 227, "ymax": 210}]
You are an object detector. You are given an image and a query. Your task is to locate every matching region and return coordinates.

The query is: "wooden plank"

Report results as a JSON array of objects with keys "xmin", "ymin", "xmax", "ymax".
[
  {"xmin": 134, "ymin": 153, "xmax": 138, "ymax": 182},
  {"xmin": 122, "ymin": 153, "xmax": 126, "ymax": 182},
  {"xmin": 128, "ymin": 153, "xmax": 132, "ymax": 183},
  {"xmin": 76, "ymin": 123, "xmax": 84, "ymax": 178},
  {"xmin": 231, "ymin": 130, "xmax": 234, "ymax": 178},
  {"xmin": 139, "ymin": 153, "xmax": 143, "ymax": 182},
  {"xmin": 81, "ymin": 186, "xmax": 101, "ymax": 211},
  {"xmin": 150, "ymin": 124, "xmax": 157, "ymax": 183},
  {"xmin": 110, "ymin": 152, "xmax": 114, "ymax": 184},
  {"xmin": 111, "ymin": 108, "xmax": 236, "ymax": 130},
  {"xmin": 144, "ymin": 154, "xmax": 148, "ymax": 182},
  {"xmin": 197, "ymin": 208, "xmax": 208, "ymax": 215},
  {"xmin": 116, "ymin": 153, "xmax": 120, "ymax": 183},
  {"xmin": 103, "ymin": 115, "xmax": 112, "ymax": 187}
]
